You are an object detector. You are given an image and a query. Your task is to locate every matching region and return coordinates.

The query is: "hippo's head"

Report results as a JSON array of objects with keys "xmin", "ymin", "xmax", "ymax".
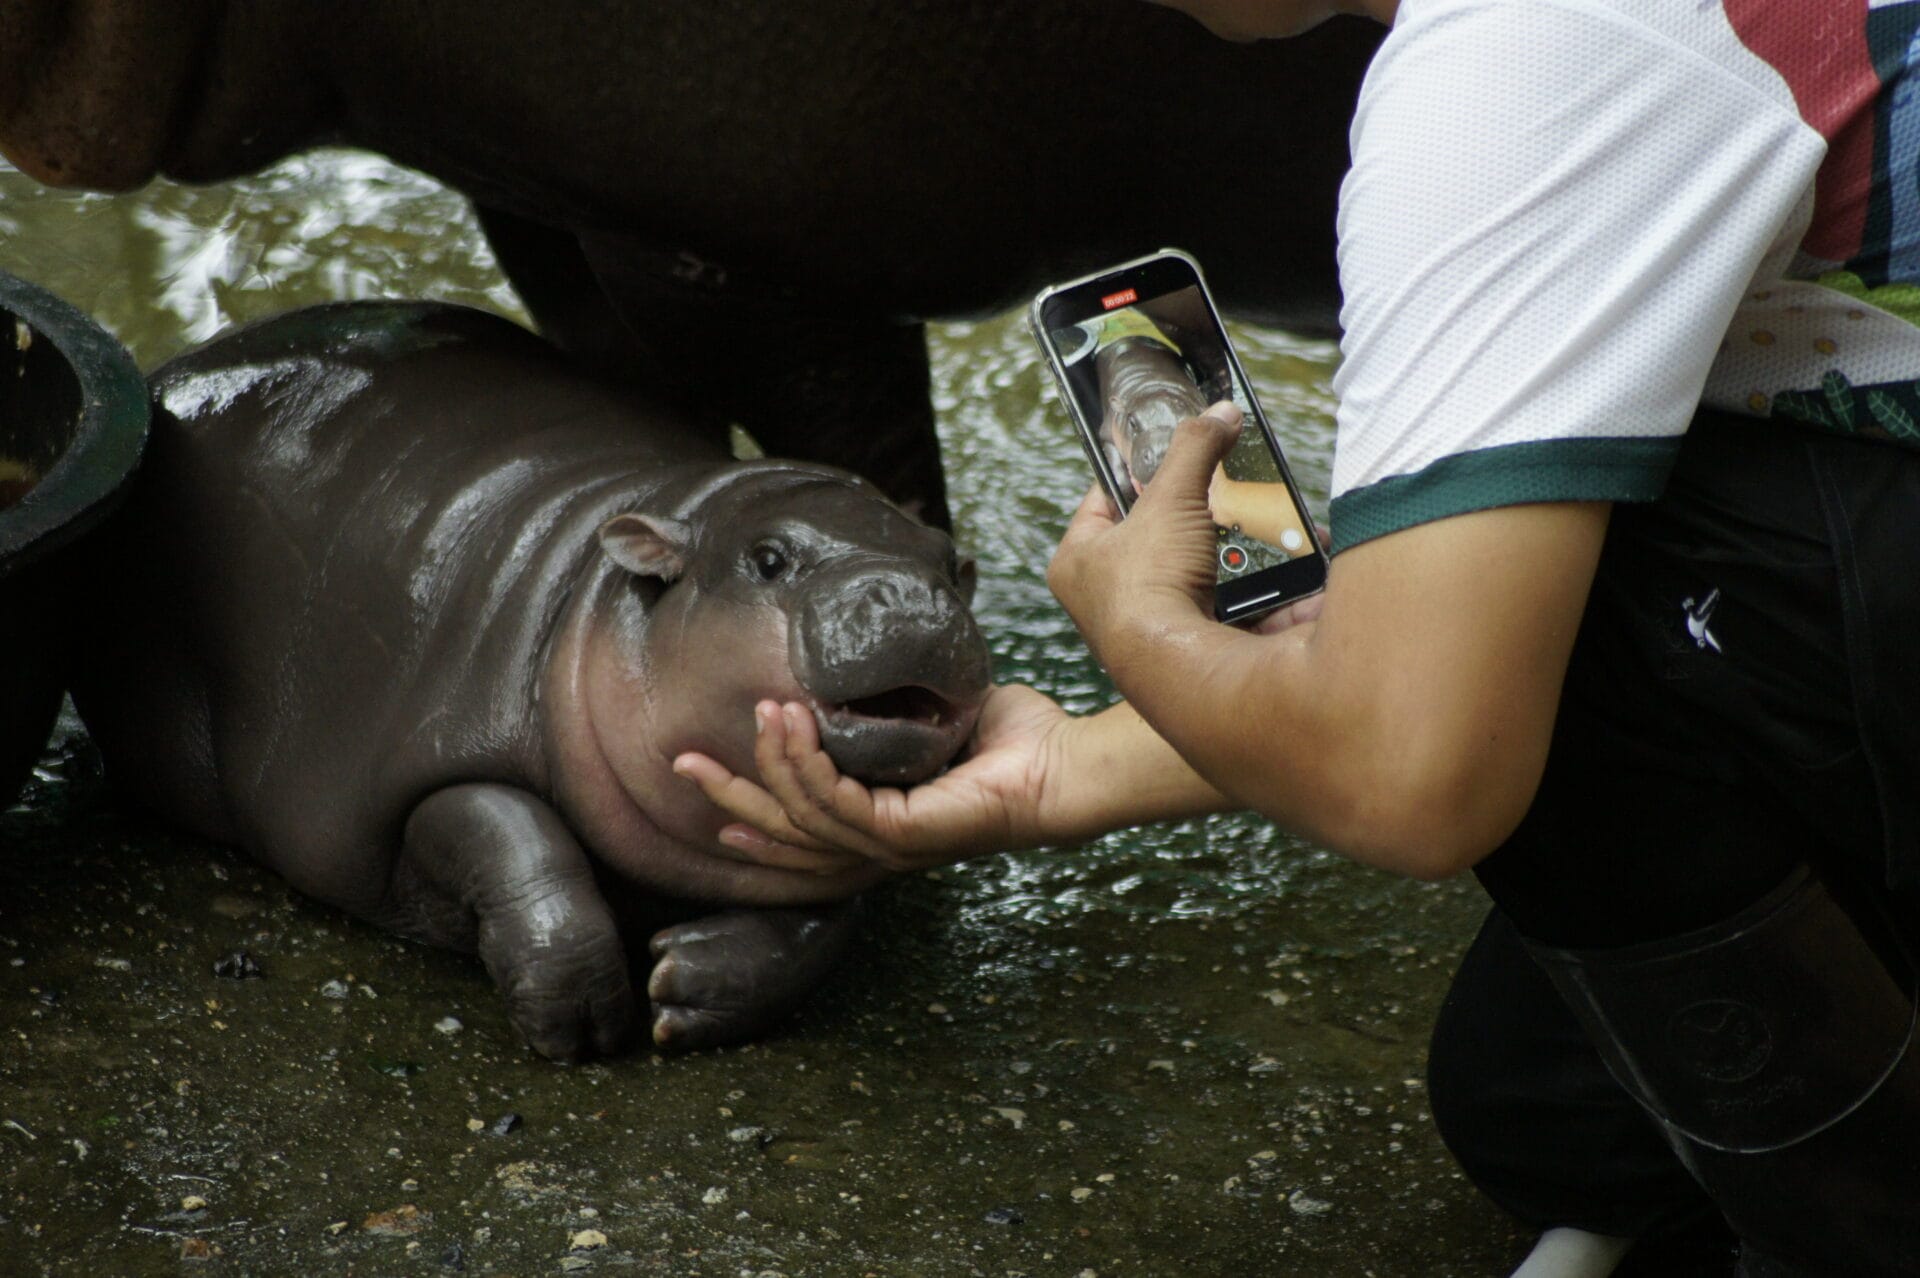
[
  {"xmin": 593, "ymin": 463, "xmax": 990, "ymax": 795},
  {"xmin": 1096, "ymin": 337, "xmax": 1207, "ymax": 494}
]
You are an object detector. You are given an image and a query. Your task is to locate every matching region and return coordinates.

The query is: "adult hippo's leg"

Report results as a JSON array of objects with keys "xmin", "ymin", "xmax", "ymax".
[
  {"xmin": 472, "ymin": 206, "xmax": 700, "ymax": 403},
  {"xmin": 648, "ymin": 903, "xmax": 864, "ymax": 1052},
  {"xmin": 489, "ymin": 219, "xmax": 953, "ymax": 529},
  {"xmin": 389, "ymin": 783, "xmax": 640, "ymax": 1062},
  {"xmin": 732, "ymin": 320, "xmax": 946, "ymax": 532},
  {"xmin": 579, "ymin": 254, "xmax": 949, "ymax": 527}
]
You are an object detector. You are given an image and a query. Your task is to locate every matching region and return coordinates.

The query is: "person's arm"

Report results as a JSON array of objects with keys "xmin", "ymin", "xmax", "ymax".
[{"xmin": 1057, "ymin": 416, "xmax": 1608, "ymax": 877}]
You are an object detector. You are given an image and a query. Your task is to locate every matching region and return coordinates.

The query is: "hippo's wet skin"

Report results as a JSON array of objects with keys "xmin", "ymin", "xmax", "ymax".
[
  {"xmin": 1079, "ymin": 290, "xmax": 1230, "ymax": 494},
  {"xmin": 0, "ymin": 1, "xmax": 1379, "ymax": 526},
  {"xmin": 67, "ymin": 302, "xmax": 991, "ymax": 1060},
  {"xmin": 1096, "ymin": 339, "xmax": 1209, "ymax": 495}
]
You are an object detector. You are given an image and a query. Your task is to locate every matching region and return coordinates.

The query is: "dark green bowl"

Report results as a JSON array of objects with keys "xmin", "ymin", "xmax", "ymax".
[{"xmin": 0, "ymin": 271, "xmax": 148, "ymax": 809}]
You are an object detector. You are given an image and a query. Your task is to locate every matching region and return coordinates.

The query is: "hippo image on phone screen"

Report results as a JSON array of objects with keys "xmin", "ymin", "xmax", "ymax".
[{"xmin": 65, "ymin": 301, "xmax": 991, "ymax": 1061}]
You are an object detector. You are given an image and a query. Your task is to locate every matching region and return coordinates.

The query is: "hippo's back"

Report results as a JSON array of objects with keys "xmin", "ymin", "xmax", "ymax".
[{"xmin": 72, "ymin": 303, "xmax": 721, "ymax": 906}]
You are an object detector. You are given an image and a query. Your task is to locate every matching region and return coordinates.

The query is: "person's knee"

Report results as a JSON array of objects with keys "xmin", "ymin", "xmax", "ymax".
[{"xmin": 1428, "ymin": 909, "xmax": 1710, "ymax": 1235}]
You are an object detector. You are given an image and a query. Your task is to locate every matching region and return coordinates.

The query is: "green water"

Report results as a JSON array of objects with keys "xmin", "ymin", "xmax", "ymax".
[{"xmin": 0, "ymin": 151, "xmax": 1520, "ymax": 1276}]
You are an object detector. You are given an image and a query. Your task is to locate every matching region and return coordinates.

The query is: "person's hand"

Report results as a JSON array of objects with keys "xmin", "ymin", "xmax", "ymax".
[
  {"xmin": 1049, "ymin": 402, "xmax": 1243, "ymax": 658},
  {"xmin": 1245, "ymin": 521, "xmax": 1331, "ymax": 635},
  {"xmin": 672, "ymin": 683, "xmax": 1074, "ymax": 874},
  {"xmin": 1247, "ymin": 586, "xmax": 1325, "ymax": 635}
]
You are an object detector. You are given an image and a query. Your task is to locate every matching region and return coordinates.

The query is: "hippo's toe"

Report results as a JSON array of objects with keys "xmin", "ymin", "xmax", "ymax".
[
  {"xmin": 499, "ymin": 949, "xmax": 640, "ymax": 1062},
  {"xmin": 506, "ymin": 973, "xmax": 639, "ymax": 1063},
  {"xmin": 646, "ymin": 906, "xmax": 858, "ymax": 1052}
]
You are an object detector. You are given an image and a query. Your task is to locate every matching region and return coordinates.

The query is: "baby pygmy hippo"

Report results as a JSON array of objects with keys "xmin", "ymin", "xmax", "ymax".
[{"xmin": 70, "ymin": 302, "xmax": 990, "ymax": 1060}]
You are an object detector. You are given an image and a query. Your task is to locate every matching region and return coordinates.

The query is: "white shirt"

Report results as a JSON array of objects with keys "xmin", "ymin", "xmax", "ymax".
[{"xmin": 1327, "ymin": 0, "xmax": 1920, "ymax": 551}]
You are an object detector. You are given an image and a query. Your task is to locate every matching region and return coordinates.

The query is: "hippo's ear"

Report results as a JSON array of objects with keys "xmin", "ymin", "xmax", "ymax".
[
  {"xmin": 598, "ymin": 513, "xmax": 692, "ymax": 583},
  {"xmin": 956, "ymin": 554, "xmax": 978, "ymax": 606}
]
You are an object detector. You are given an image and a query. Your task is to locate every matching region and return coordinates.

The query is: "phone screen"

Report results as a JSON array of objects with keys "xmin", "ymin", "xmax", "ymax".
[{"xmin": 1034, "ymin": 252, "xmax": 1326, "ymax": 620}]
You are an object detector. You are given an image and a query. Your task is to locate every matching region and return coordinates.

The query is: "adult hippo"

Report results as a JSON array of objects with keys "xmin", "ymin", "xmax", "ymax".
[
  {"xmin": 0, "ymin": 1, "xmax": 1379, "ymax": 527},
  {"xmin": 65, "ymin": 301, "xmax": 992, "ymax": 1061}
]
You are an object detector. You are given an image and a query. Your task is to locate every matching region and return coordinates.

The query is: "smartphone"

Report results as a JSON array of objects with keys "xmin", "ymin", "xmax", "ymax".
[{"xmin": 1030, "ymin": 249, "xmax": 1328, "ymax": 624}]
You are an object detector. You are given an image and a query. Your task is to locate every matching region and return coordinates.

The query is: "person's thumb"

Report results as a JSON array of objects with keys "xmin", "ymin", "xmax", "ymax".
[{"xmin": 1137, "ymin": 401, "xmax": 1242, "ymax": 505}]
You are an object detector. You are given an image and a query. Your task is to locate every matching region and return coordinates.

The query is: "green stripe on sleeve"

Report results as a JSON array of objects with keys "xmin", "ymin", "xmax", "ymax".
[{"xmin": 1329, "ymin": 436, "xmax": 1682, "ymax": 554}]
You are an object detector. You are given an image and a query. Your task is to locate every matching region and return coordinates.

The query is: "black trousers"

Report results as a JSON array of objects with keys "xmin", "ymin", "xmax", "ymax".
[{"xmin": 1428, "ymin": 411, "xmax": 1920, "ymax": 1236}]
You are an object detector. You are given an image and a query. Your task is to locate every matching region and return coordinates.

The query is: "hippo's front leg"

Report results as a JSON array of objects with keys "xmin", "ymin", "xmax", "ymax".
[
  {"xmin": 393, "ymin": 783, "xmax": 638, "ymax": 1061},
  {"xmin": 648, "ymin": 902, "xmax": 862, "ymax": 1052}
]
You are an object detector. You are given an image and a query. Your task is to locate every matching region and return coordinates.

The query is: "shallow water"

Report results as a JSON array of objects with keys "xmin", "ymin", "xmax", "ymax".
[{"xmin": 0, "ymin": 151, "xmax": 1521, "ymax": 1275}]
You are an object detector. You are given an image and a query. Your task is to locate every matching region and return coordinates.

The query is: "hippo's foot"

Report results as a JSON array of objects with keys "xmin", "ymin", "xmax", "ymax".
[
  {"xmin": 646, "ymin": 903, "xmax": 861, "ymax": 1052},
  {"xmin": 395, "ymin": 783, "xmax": 641, "ymax": 1062},
  {"xmin": 484, "ymin": 909, "xmax": 639, "ymax": 1064}
]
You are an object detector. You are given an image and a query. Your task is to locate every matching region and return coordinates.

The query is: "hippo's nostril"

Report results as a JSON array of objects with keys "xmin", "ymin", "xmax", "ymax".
[
  {"xmin": 863, "ymin": 578, "xmax": 907, "ymax": 611},
  {"xmin": 840, "ymin": 685, "xmax": 952, "ymax": 727}
]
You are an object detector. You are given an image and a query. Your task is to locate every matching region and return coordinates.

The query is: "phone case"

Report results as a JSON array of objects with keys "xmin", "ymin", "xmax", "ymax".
[{"xmin": 1029, "ymin": 249, "xmax": 1327, "ymax": 622}]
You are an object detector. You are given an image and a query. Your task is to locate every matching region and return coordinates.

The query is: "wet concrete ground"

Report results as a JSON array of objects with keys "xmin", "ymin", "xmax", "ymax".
[
  {"xmin": 3, "ymin": 712, "xmax": 1518, "ymax": 1277},
  {"xmin": 0, "ymin": 152, "xmax": 1527, "ymax": 1275}
]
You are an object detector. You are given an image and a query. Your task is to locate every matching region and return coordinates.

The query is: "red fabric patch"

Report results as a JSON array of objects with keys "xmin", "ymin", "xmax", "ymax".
[{"xmin": 1724, "ymin": 0, "xmax": 1880, "ymax": 262}]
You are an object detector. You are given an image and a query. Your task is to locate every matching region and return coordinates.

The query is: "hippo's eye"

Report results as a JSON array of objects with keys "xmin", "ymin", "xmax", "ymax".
[{"xmin": 749, "ymin": 542, "xmax": 789, "ymax": 581}]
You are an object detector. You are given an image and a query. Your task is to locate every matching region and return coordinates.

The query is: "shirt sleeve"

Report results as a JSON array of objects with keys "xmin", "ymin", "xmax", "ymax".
[{"xmin": 1327, "ymin": 0, "xmax": 1826, "ymax": 553}]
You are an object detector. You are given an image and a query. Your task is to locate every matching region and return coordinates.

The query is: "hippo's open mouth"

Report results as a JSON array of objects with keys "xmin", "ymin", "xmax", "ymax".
[{"xmin": 813, "ymin": 684, "xmax": 981, "ymax": 787}]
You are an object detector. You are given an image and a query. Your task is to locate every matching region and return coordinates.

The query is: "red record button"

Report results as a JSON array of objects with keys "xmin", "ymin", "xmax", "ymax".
[{"xmin": 1219, "ymin": 544, "xmax": 1248, "ymax": 573}]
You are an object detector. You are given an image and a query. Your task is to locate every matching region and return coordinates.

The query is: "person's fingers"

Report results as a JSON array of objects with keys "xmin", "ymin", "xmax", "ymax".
[
  {"xmin": 711, "ymin": 822, "xmax": 867, "ymax": 874},
  {"xmin": 782, "ymin": 705, "xmax": 854, "ymax": 808},
  {"xmin": 1135, "ymin": 403, "xmax": 1242, "ymax": 506},
  {"xmin": 671, "ymin": 750, "xmax": 839, "ymax": 856},
  {"xmin": 1050, "ymin": 487, "xmax": 1109, "ymax": 601},
  {"xmin": 1068, "ymin": 481, "xmax": 1120, "ymax": 530},
  {"xmin": 677, "ymin": 704, "xmax": 939, "ymax": 875},
  {"xmin": 752, "ymin": 702, "xmax": 893, "ymax": 860},
  {"xmin": 1055, "ymin": 485, "xmax": 1121, "ymax": 572},
  {"xmin": 780, "ymin": 705, "xmax": 941, "ymax": 874},
  {"xmin": 1247, "ymin": 589, "xmax": 1327, "ymax": 635},
  {"xmin": 751, "ymin": 699, "xmax": 825, "ymax": 820}
]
